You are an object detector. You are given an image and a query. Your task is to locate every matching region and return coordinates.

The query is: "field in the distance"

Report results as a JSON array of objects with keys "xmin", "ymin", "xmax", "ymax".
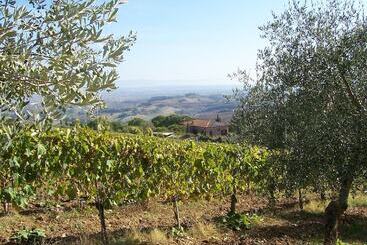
[
  {"xmin": 102, "ymin": 93, "xmax": 235, "ymax": 122},
  {"xmin": 1, "ymin": 194, "xmax": 366, "ymax": 245},
  {"xmin": 66, "ymin": 86, "xmax": 236, "ymax": 123}
]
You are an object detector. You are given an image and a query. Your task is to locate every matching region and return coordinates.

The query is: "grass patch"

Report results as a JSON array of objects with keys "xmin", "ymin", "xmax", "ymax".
[
  {"xmin": 304, "ymin": 200, "xmax": 328, "ymax": 214},
  {"xmin": 349, "ymin": 195, "xmax": 367, "ymax": 208},
  {"xmin": 189, "ymin": 222, "xmax": 220, "ymax": 240},
  {"xmin": 110, "ymin": 238, "xmax": 143, "ymax": 245},
  {"xmin": 111, "ymin": 229, "xmax": 172, "ymax": 245},
  {"xmin": 340, "ymin": 219, "xmax": 367, "ymax": 244},
  {"xmin": 304, "ymin": 194, "xmax": 367, "ymax": 214},
  {"xmin": 148, "ymin": 229, "xmax": 171, "ymax": 244}
]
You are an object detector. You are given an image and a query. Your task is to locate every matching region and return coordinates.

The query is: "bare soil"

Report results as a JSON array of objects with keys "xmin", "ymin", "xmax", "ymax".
[{"xmin": 0, "ymin": 194, "xmax": 366, "ymax": 245}]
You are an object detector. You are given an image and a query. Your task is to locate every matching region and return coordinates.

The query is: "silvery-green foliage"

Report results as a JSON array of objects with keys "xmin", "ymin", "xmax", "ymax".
[
  {"xmin": 0, "ymin": 0, "xmax": 136, "ymax": 123},
  {"xmin": 232, "ymin": 0, "xmax": 367, "ymax": 194}
]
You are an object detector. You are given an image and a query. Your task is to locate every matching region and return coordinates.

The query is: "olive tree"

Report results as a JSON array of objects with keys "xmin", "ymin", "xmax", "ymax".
[
  {"xmin": 0, "ymin": 0, "xmax": 135, "ymax": 222},
  {"xmin": 0, "ymin": 0, "xmax": 135, "ymax": 122},
  {"xmin": 231, "ymin": 0, "xmax": 367, "ymax": 244}
]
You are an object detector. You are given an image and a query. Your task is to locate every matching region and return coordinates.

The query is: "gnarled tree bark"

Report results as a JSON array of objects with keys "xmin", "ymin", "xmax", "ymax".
[{"xmin": 324, "ymin": 177, "xmax": 353, "ymax": 245}]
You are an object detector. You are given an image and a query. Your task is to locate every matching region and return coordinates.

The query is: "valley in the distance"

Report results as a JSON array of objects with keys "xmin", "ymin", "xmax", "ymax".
[{"xmin": 69, "ymin": 83, "xmax": 238, "ymax": 122}]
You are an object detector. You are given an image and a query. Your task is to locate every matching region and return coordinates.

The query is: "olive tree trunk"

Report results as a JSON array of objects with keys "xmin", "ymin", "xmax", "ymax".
[{"xmin": 324, "ymin": 177, "xmax": 353, "ymax": 245}]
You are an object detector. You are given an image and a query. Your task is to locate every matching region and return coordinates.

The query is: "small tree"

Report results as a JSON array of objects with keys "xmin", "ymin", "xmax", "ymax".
[
  {"xmin": 151, "ymin": 114, "xmax": 192, "ymax": 128},
  {"xmin": 231, "ymin": 0, "xmax": 367, "ymax": 244},
  {"xmin": 0, "ymin": 0, "xmax": 135, "ymax": 242},
  {"xmin": 0, "ymin": 0, "xmax": 135, "ymax": 123},
  {"xmin": 127, "ymin": 117, "xmax": 148, "ymax": 127}
]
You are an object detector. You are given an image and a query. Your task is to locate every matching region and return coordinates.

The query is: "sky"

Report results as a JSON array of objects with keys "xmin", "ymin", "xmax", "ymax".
[{"xmin": 113, "ymin": 0, "xmax": 289, "ymax": 87}]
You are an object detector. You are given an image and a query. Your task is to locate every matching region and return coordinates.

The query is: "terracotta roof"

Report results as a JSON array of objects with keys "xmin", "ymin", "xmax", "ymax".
[{"xmin": 182, "ymin": 119, "xmax": 227, "ymax": 128}]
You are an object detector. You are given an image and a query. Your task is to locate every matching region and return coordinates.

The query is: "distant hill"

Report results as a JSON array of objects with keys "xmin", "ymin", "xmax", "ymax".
[
  {"xmin": 65, "ymin": 84, "xmax": 239, "ymax": 122},
  {"xmin": 102, "ymin": 93, "xmax": 236, "ymax": 122}
]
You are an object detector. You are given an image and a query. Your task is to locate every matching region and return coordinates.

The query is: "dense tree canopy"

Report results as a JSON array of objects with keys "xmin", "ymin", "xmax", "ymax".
[
  {"xmin": 127, "ymin": 117, "xmax": 148, "ymax": 127},
  {"xmin": 151, "ymin": 114, "xmax": 191, "ymax": 128},
  {"xmin": 231, "ymin": 0, "xmax": 367, "ymax": 243}
]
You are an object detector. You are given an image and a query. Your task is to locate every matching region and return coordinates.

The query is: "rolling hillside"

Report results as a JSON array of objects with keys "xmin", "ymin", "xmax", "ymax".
[{"xmin": 103, "ymin": 93, "xmax": 236, "ymax": 122}]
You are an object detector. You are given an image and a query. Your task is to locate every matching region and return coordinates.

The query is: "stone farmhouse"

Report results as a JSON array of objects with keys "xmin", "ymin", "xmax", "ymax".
[{"xmin": 182, "ymin": 116, "xmax": 229, "ymax": 136}]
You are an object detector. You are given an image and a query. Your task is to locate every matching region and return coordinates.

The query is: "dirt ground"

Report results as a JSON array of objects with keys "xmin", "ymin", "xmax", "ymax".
[{"xmin": 0, "ymin": 194, "xmax": 366, "ymax": 245}]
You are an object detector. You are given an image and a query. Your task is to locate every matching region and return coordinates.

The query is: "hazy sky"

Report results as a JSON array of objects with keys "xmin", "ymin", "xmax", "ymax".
[{"xmin": 114, "ymin": 0, "xmax": 288, "ymax": 86}]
